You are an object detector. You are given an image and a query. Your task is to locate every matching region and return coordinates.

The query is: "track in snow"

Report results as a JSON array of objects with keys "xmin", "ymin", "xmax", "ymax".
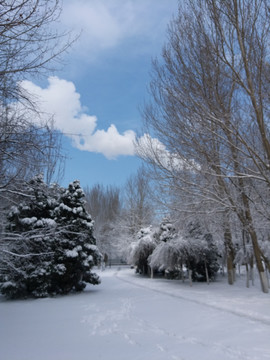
[
  {"xmin": 116, "ymin": 268, "xmax": 270, "ymax": 326},
  {"xmin": 78, "ymin": 268, "xmax": 270, "ymax": 360}
]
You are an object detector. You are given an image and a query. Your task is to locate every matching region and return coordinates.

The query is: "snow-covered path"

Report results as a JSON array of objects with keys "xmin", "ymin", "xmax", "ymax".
[{"xmin": 1, "ymin": 267, "xmax": 270, "ymax": 360}]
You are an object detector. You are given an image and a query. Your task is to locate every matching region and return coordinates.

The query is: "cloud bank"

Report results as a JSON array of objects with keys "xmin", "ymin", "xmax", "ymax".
[{"xmin": 20, "ymin": 77, "xmax": 136, "ymax": 159}]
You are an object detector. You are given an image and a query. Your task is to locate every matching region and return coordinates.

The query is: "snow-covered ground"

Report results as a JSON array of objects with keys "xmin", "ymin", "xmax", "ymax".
[{"xmin": 1, "ymin": 266, "xmax": 270, "ymax": 360}]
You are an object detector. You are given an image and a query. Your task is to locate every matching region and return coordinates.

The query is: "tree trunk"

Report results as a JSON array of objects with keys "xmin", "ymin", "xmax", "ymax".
[
  {"xmin": 249, "ymin": 229, "xmax": 269, "ymax": 293},
  {"xmin": 250, "ymin": 256, "xmax": 254, "ymax": 286},
  {"xmin": 265, "ymin": 266, "xmax": 270, "ymax": 289},
  {"xmin": 239, "ymin": 190, "xmax": 269, "ymax": 293},
  {"xmin": 224, "ymin": 227, "xmax": 235, "ymax": 285},
  {"xmin": 204, "ymin": 260, "xmax": 210, "ymax": 285},
  {"xmin": 188, "ymin": 269, "xmax": 192, "ymax": 287},
  {"xmin": 246, "ymin": 263, "xmax": 249, "ymax": 288}
]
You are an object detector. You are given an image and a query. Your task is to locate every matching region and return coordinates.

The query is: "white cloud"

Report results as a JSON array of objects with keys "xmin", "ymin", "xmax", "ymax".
[
  {"xmin": 60, "ymin": 0, "xmax": 179, "ymax": 60},
  {"xmin": 76, "ymin": 125, "xmax": 136, "ymax": 159},
  {"xmin": 136, "ymin": 134, "xmax": 200, "ymax": 172},
  {"xmin": 20, "ymin": 77, "xmax": 137, "ymax": 159}
]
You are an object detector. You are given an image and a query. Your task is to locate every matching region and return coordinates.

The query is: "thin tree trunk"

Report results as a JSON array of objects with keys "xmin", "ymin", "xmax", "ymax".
[
  {"xmin": 188, "ymin": 269, "xmax": 192, "ymax": 287},
  {"xmin": 246, "ymin": 263, "xmax": 249, "ymax": 288},
  {"xmin": 249, "ymin": 228, "xmax": 269, "ymax": 293},
  {"xmin": 220, "ymin": 207, "xmax": 235, "ymax": 285},
  {"xmin": 224, "ymin": 227, "xmax": 235, "ymax": 285},
  {"xmin": 250, "ymin": 256, "xmax": 254, "ymax": 286},
  {"xmin": 240, "ymin": 190, "xmax": 269, "ymax": 293},
  {"xmin": 265, "ymin": 265, "xmax": 270, "ymax": 289},
  {"xmin": 204, "ymin": 259, "xmax": 210, "ymax": 285}
]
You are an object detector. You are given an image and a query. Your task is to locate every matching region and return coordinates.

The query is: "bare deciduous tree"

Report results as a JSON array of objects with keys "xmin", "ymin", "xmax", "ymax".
[
  {"xmin": 84, "ymin": 184, "xmax": 121, "ymax": 260},
  {"xmin": 121, "ymin": 167, "xmax": 154, "ymax": 239},
  {"xmin": 138, "ymin": 0, "xmax": 270, "ymax": 292},
  {"xmin": 0, "ymin": 0, "xmax": 74, "ymax": 102},
  {"xmin": 0, "ymin": 0, "xmax": 72, "ymax": 214}
]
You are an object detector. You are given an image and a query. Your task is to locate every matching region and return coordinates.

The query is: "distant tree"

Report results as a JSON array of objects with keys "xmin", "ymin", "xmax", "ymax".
[
  {"xmin": 122, "ymin": 167, "xmax": 154, "ymax": 237},
  {"xmin": 115, "ymin": 167, "xmax": 155, "ymax": 261},
  {"xmin": 84, "ymin": 184, "xmax": 121, "ymax": 260}
]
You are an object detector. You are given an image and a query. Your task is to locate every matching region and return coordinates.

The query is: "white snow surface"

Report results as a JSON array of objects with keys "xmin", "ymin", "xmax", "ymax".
[{"xmin": 1, "ymin": 267, "xmax": 270, "ymax": 360}]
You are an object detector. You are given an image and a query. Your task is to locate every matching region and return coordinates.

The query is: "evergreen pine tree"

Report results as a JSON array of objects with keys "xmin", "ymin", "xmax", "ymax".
[
  {"xmin": 51, "ymin": 180, "xmax": 101, "ymax": 293},
  {"xmin": 0, "ymin": 175, "xmax": 57, "ymax": 298},
  {"xmin": 0, "ymin": 177, "xmax": 101, "ymax": 299}
]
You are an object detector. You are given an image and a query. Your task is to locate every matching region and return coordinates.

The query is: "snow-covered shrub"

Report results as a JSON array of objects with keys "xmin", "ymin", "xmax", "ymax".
[
  {"xmin": 148, "ymin": 218, "xmax": 183, "ymax": 278},
  {"xmin": 184, "ymin": 222, "xmax": 220, "ymax": 282},
  {"xmin": 129, "ymin": 226, "xmax": 156, "ymax": 275},
  {"xmin": 149, "ymin": 220, "xmax": 220, "ymax": 282},
  {"xmin": 149, "ymin": 236, "xmax": 188, "ymax": 278}
]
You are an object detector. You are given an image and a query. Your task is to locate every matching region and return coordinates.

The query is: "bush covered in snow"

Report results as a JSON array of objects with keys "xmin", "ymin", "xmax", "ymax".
[
  {"xmin": 128, "ymin": 226, "xmax": 157, "ymax": 275},
  {"xmin": 0, "ymin": 176, "xmax": 102, "ymax": 299},
  {"xmin": 129, "ymin": 218, "xmax": 220, "ymax": 283},
  {"xmin": 184, "ymin": 222, "xmax": 220, "ymax": 282}
]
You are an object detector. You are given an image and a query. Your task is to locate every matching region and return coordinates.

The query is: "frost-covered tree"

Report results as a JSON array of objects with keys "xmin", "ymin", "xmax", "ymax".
[
  {"xmin": 138, "ymin": 0, "xmax": 270, "ymax": 293},
  {"xmin": 115, "ymin": 168, "xmax": 156, "ymax": 261},
  {"xmin": 121, "ymin": 168, "xmax": 154, "ymax": 238},
  {"xmin": 0, "ymin": 0, "xmax": 72, "ymax": 102},
  {"xmin": 0, "ymin": 176, "xmax": 101, "ymax": 299}
]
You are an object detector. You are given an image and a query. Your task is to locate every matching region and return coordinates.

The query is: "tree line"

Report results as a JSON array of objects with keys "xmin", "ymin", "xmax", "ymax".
[{"xmin": 83, "ymin": 168, "xmax": 154, "ymax": 263}]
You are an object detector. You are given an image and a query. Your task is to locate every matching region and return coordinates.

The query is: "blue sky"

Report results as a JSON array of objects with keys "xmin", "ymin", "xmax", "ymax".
[{"xmin": 23, "ymin": 0, "xmax": 179, "ymax": 189}]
